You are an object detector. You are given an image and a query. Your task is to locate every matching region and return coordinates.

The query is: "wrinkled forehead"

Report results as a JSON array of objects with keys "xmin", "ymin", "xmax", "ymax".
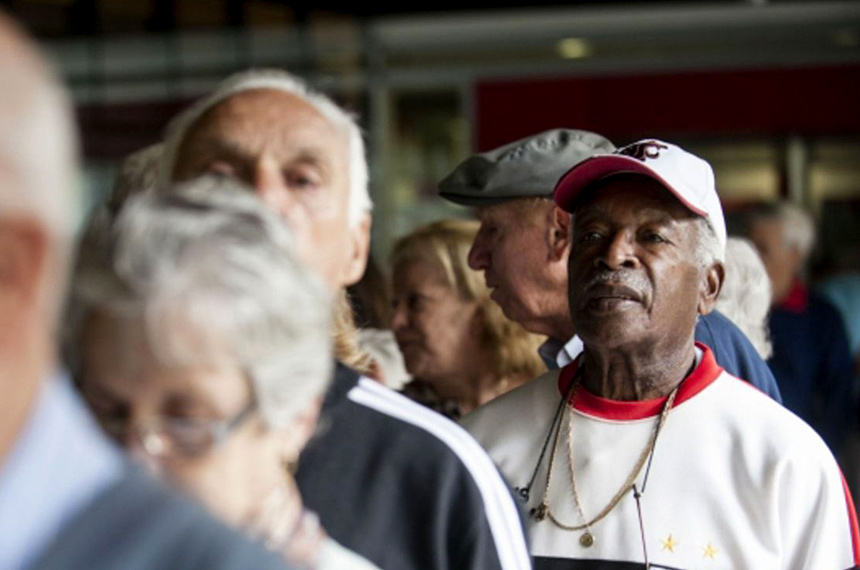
[
  {"xmin": 81, "ymin": 310, "xmax": 249, "ymax": 411},
  {"xmin": 476, "ymin": 197, "xmax": 548, "ymax": 225},
  {"xmin": 176, "ymin": 88, "xmax": 349, "ymax": 165}
]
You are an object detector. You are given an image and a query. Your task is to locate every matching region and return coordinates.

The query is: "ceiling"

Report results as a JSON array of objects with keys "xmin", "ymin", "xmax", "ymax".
[{"xmin": 2, "ymin": 0, "xmax": 829, "ymax": 37}]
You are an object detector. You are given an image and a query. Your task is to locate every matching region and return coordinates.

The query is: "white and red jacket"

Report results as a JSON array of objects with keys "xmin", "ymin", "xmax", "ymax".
[{"xmin": 462, "ymin": 344, "xmax": 860, "ymax": 570}]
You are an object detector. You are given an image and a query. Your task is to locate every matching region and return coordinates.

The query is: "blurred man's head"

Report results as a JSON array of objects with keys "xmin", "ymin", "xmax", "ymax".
[
  {"xmin": 69, "ymin": 179, "xmax": 332, "ymax": 527},
  {"xmin": 467, "ymin": 198, "xmax": 573, "ymax": 338},
  {"xmin": 0, "ymin": 10, "xmax": 79, "ymax": 457},
  {"xmin": 162, "ymin": 70, "xmax": 371, "ymax": 289},
  {"xmin": 439, "ymin": 129, "xmax": 614, "ymax": 339},
  {"xmin": 737, "ymin": 202, "xmax": 814, "ymax": 305}
]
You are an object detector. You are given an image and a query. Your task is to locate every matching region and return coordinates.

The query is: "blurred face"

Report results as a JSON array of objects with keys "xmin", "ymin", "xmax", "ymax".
[
  {"xmin": 568, "ymin": 178, "xmax": 710, "ymax": 352},
  {"xmin": 78, "ymin": 312, "xmax": 298, "ymax": 527},
  {"xmin": 173, "ymin": 89, "xmax": 369, "ymax": 288},
  {"xmin": 747, "ymin": 218, "xmax": 800, "ymax": 305},
  {"xmin": 391, "ymin": 260, "xmax": 483, "ymax": 397},
  {"xmin": 468, "ymin": 200, "xmax": 564, "ymax": 336}
]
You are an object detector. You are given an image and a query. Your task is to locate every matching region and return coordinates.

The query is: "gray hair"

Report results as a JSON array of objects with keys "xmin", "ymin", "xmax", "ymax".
[
  {"xmin": 694, "ymin": 217, "xmax": 725, "ymax": 268},
  {"xmin": 160, "ymin": 69, "xmax": 371, "ymax": 227},
  {"xmin": 715, "ymin": 237, "xmax": 773, "ymax": 359},
  {"xmin": 108, "ymin": 143, "xmax": 163, "ymax": 213},
  {"xmin": 66, "ymin": 175, "xmax": 333, "ymax": 428}
]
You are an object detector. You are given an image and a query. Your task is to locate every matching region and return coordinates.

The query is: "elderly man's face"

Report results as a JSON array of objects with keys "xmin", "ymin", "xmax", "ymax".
[
  {"xmin": 172, "ymin": 89, "xmax": 368, "ymax": 288},
  {"xmin": 746, "ymin": 218, "xmax": 799, "ymax": 305},
  {"xmin": 568, "ymin": 177, "xmax": 710, "ymax": 351},
  {"xmin": 468, "ymin": 199, "xmax": 566, "ymax": 337}
]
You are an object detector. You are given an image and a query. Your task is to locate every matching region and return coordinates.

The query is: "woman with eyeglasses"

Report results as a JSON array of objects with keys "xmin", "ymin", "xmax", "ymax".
[{"xmin": 64, "ymin": 178, "xmax": 379, "ymax": 570}]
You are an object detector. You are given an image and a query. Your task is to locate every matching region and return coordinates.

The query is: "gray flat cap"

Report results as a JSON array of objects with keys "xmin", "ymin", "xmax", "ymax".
[{"xmin": 439, "ymin": 129, "xmax": 615, "ymax": 206}]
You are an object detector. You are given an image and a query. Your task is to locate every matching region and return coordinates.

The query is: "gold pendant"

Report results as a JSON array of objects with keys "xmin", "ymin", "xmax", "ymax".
[
  {"xmin": 533, "ymin": 501, "xmax": 548, "ymax": 521},
  {"xmin": 579, "ymin": 531, "xmax": 594, "ymax": 548}
]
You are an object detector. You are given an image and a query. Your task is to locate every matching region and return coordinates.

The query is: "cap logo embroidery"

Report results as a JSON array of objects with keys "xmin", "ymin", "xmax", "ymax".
[{"xmin": 619, "ymin": 141, "xmax": 668, "ymax": 162}]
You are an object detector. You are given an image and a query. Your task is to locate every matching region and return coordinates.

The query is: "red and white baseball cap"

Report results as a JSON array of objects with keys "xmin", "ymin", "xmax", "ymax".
[{"xmin": 553, "ymin": 139, "xmax": 726, "ymax": 259}]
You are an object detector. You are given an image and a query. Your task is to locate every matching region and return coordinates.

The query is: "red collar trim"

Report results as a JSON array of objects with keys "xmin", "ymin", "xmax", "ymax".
[
  {"xmin": 778, "ymin": 279, "xmax": 808, "ymax": 312},
  {"xmin": 556, "ymin": 343, "xmax": 723, "ymax": 420}
]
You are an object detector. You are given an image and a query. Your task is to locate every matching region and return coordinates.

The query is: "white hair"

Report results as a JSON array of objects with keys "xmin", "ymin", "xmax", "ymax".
[
  {"xmin": 776, "ymin": 202, "xmax": 816, "ymax": 260},
  {"xmin": 66, "ymin": 176, "xmax": 333, "ymax": 428},
  {"xmin": 715, "ymin": 237, "xmax": 773, "ymax": 359},
  {"xmin": 108, "ymin": 143, "xmax": 163, "ymax": 213},
  {"xmin": 160, "ymin": 69, "xmax": 371, "ymax": 227}
]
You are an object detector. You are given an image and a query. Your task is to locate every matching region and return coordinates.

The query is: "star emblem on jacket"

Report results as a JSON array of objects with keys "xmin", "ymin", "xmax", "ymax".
[
  {"xmin": 702, "ymin": 542, "xmax": 719, "ymax": 559},
  {"xmin": 660, "ymin": 534, "xmax": 678, "ymax": 553}
]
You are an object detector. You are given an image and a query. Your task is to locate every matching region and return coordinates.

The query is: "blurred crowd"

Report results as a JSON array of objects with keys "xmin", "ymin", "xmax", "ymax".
[{"xmin": 0, "ymin": 7, "xmax": 858, "ymax": 570}]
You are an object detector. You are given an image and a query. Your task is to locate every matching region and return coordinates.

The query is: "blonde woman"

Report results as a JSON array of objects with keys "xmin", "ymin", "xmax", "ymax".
[{"xmin": 391, "ymin": 219, "xmax": 546, "ymax": 418}]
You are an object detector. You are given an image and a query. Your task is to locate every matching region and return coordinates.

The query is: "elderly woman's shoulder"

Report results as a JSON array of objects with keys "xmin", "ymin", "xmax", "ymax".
[
  {"xmin": 461, "ymin": 370, "xmax": 559, "ymax": 441},
  {"xmin": 33, "ymin": 466, "xmax": 292, "ymax": 570}
]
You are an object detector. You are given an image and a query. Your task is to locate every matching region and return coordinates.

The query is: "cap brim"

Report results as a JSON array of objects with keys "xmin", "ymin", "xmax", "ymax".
[
  {"xmin": 438, "ymin": 190, "xmax": 547, "ymax": 207},
  {"xmin": 553, "ymin": 155, "xmax": 707, "ymax": 217}
]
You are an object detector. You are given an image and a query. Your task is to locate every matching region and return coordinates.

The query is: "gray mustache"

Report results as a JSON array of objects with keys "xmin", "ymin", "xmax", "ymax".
[{"xmin": 583, "ymin": 270, "xmax": 649, "ymax": 292}]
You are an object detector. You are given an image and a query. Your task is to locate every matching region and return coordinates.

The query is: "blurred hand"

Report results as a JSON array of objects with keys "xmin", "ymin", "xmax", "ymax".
[{"xmin": 244, "ymin": 480, "xmax": 326, "ymax": 569}]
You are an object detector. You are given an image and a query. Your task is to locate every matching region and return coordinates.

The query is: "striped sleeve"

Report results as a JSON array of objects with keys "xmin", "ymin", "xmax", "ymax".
[{"xmin": 349, "ymin": 378, "xmax": 532, "ymax": 570}]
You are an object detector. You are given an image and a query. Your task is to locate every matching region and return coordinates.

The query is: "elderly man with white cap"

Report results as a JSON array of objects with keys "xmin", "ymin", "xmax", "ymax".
[
  {"xmin": 462, "ymin": 140, "xmax": 858, "ymax": 569},
  {"xmin": 157, "ymin": 69, "xmax": 530, "ymax": 570},
  {"xmin": 439, "ymin": 129, "xmax": 782, "ymax": 404}
]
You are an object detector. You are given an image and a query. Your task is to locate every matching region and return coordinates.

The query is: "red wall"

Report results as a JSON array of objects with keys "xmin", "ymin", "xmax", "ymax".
[{"xmin": 476, "ymin": 65, "xmax": 860, "ymax": 150}]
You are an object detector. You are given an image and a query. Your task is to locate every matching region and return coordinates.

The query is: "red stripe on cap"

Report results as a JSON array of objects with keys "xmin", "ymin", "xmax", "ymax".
[
  {"xmin": 556, "ymin": 343, "xmax": 723, "ymax": 420},
  {"xmin": 553, "ymin": 155, "xmax": 708, "ymax": 218}
]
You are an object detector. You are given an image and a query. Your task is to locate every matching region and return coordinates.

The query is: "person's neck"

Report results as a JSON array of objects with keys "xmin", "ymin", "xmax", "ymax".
[
  {"xmin": 548, "ymin": 321, "xmax": 576, "ymax": 346},
  {"xmin": 580, "ymin": 341, "xmax": 696, "ymax": 401},
  {"xmin": 773, "ymin": 276, "xmax": 804, "ymax": 307},
  {"xmin": 429, "ymin": 354, "xmax": 499, "ymax": 415},
  {"xmin": 459, "ymin": 368, "xmax": 527, "ymax": 416}
]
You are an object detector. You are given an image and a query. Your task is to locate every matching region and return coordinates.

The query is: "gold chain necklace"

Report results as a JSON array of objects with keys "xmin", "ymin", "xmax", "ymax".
[{"xmin": 533, "ymin": 376, "xmax": 679, "ymax": 548}]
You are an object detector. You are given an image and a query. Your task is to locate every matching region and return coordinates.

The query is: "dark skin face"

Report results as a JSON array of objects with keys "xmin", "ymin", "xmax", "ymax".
[{"xmin": 568, "ymin": 176, "xmax": 723, "ymax": 400}]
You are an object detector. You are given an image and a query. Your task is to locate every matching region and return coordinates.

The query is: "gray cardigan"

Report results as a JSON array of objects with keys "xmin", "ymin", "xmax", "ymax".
[{"xmin": 30, "ymin": 466, "xmax": 292, "ymax": 570}]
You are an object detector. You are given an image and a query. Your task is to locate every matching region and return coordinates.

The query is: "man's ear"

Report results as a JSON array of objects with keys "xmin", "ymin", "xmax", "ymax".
[
  {"xmin": 340, "ymin": 213, "xmax": 371, "ymax": 287},
  {"xmin": 698, "ymin": 261, "xmax": 725, "ymax": 316},
  {"xmin": 547, "ymin": 205, "xmax": 572, "ymax": 262},
  {"xmin": 0, "ymin": 219, "xmax": 49, "ymax": 346},
  {"xmin": 0, "ymin": 219, "xmax": 48, "ymax": 304},
  {"xmin": 278, "ymin": 396, "xmax": 323, "ymax": 469}
]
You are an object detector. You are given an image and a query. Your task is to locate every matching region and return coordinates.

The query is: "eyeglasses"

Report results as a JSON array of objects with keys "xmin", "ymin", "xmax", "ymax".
[{"xmin": 95, "ymin": 401, "xmax": 256, "ymax": 459}]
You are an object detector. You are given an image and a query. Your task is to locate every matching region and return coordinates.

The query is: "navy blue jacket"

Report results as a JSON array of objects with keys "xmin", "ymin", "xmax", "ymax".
[
  {"xmin": 768, "ymin": 286, "xmax": 853, "ymax": 452},
  {"xmin": 695, "ymin": 310, "xmax": 783, "ymax": 404},
  {"xmin": 296, "ymin": 363, "xmax": 531, "ymax": 570}
]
